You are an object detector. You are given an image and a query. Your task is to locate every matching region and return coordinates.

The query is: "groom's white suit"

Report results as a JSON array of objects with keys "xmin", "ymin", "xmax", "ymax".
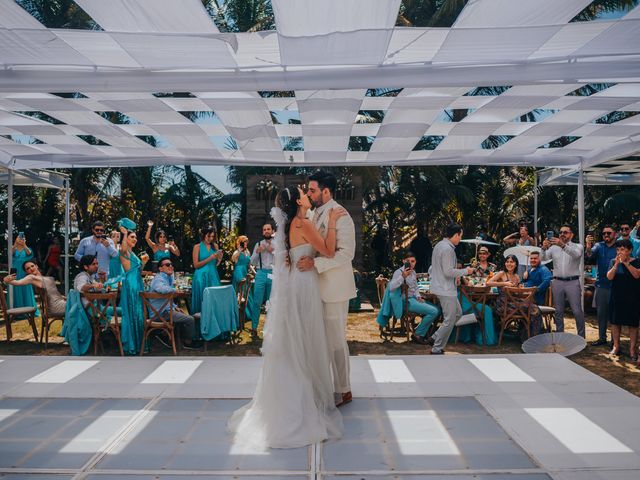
[{"xmin": 312, "ymin": 198, "xmax": 356, "ymax": 394}]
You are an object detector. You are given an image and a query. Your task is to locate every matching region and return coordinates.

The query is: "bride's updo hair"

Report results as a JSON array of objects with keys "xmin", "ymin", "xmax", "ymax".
[{"xmin": 275, "ymin": 185, "xmax": 300, "ymax": 253}]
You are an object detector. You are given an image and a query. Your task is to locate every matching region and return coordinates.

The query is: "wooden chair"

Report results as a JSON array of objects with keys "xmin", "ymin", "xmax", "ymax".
[
  {"xmin": 0, "ymin": 282, "xmax": 38, "ymax": 342},
  {"xmin": 236, "ymin": 277, "xmax": 252, "ymax": 325},
  {"xmin": 35, "ymin": 286, "xmax": 64, "ymax": 348},
  {"xmin": 457, "ymin": 284, "xmax": 490, "ymax": 344},
  {"xmin": 498, "ymin": 286, "xmax": 537, "ymax": 345},
  {"xmin": 394, "ymin": 282, "xmax": 419, "ymax": 342},
  {"xmin": 82, "ymin": 291, "xmax": 124, "ymax": 356},
  {"xmin": 140, "ymin": 292, "xmax": 177, "ymax": 356},
  {"xmin": 538, "ymin": 287, "xmax": 556, "ymax": 333},
  {"xmin": 375, "ymin": 275, "xmax": 388, "ymax": 306}
]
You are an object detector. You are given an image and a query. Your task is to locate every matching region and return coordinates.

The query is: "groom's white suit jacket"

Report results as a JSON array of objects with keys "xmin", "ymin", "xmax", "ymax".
[{"xmin": 312, "ymin": 198, "xmax": 357, "ymax": 303}]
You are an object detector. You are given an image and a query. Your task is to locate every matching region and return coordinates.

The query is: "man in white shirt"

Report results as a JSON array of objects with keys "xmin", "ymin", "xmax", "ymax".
[{"xmin": 541, "ymin": 225, "xmax": 585, "ymax": 337}]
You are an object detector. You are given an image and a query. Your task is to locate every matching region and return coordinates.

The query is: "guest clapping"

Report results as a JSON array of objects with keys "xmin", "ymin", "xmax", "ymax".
[
  {"xmin": 191, "ymin": 226, "xmax": 222, "ymax": 314},
  {"xmin": 606, "ymin": 239, "xmax": 640, "ymax": 362},
  {"xmin": 232, "ymin": 235, "xmax": 252, "ymax": 291},
  {"xmin": 145, "ymin": 221, "xmax": 180, "ymax": 262}
]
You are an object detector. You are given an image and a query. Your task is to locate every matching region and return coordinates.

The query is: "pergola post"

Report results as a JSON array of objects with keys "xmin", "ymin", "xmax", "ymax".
[
  {"xmin": 578, "ymin": 164, "xmax": 585, "ymax": 308},
  {"xmin": 64, "ymin": 178, "xmax": 71, "ymax": 295},
  {"xmin": 7, "ymin": 169, "xmax": 14, "ymax": 308},
  {"xmin": 533, "ymin": 170, "xmax": 538, "ymax": 236}
]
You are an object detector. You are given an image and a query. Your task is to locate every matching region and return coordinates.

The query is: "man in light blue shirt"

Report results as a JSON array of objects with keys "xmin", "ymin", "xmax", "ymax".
[
  {"xmin": 149, "ymin": 258, "xmax": 201, "ymax": 350},
  {"xmin": 428, "ymin": 224, "xmax": 475, "ymax": 354},
  {"xmin": 74, "ymin": 221, "xmax": 118, "ymax": 276},
  {"xmin": 586, "ymin": 226, "xmax": 617, "ymax": 345}
]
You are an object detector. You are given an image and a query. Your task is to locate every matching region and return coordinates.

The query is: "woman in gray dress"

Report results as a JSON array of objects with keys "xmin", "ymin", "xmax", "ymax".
[{"xmin": 3, "ymin": 260, "xmax": 66, "ymax": 317}]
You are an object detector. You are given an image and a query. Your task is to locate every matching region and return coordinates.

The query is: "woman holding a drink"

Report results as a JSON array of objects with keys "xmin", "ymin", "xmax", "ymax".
[{"xmin": 118, "ymin": 220, "xmax": 149, "ymax": 355}]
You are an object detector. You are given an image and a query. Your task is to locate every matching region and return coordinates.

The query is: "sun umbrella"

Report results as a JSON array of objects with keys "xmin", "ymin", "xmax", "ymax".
[
  {"xmin": 504, "ymin": 245, "xmax": 551, "ymax": 268},
  {"xmin": 522, "ymin": 332, "xmax": 586, "ymax": 357},
  {"xmin": 460, "ymin": 237, "xmax": 500, "ymax": 259}
]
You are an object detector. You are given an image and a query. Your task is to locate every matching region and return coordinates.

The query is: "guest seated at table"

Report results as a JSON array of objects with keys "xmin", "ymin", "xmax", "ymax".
[
  {"xmin": 3, "ymin": 260, "xmax": 66, "ymax": 317},
  {"xmin": 470, "ymin": 247, "xmax": 496, "ymax": 279},
  {"xmin": 191, "ymin": 226, "xmax": 222, "ymax": 314},
  {"xmin": 488, "ymin": 255, "xmax": 542, "ymax": 336},
  {"xmin": 150, "ymin": 258, "xmax": 202, "ymax": 350},
  {"xmin": 503, "ymin": 225, "xmax": 537, "ymax": 247},
  {"xmin": 232, "ymin": 235, "xmax": 252, "ymax": 291},
  {"xmin": 522, "ymin": 251, "xmax": 552, "ymax": 306},
  {"xmin": 74, "ymin": 255, "xmax": 104, "ymax": 307},
  {"xmin": 145, "ymin": 220, "xmax": 180, "ymax": 262},
  {"xmin": 376, "ymin": 252, "xmax": 439, "ymax": 346}
]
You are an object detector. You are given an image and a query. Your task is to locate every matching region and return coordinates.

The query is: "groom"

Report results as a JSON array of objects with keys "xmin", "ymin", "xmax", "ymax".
[{"xmin": 298, "ymin": 171, "xmax": 356, "ymax": 407}]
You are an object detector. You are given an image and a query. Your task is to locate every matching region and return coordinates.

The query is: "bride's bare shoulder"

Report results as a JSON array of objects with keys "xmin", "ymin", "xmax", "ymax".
[{"xmin": 292, "ymin": 217, "xmax": 311, "ymax": 229}]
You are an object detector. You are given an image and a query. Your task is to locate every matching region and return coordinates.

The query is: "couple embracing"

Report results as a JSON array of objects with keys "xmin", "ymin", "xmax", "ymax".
[{"xmin": 228, "ymin": 171, "xmax": 356, "ymax": 448}]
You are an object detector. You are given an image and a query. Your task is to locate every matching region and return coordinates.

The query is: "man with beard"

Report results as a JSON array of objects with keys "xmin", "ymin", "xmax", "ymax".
[{"xmin": 245, "ymin": 223, "xmax": 275, "ymax": 337}]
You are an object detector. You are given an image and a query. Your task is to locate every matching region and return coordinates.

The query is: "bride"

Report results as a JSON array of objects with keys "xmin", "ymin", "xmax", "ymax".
[{"xmin": 228, "ymin": 185, "xmax": 346, "ymax": 448}]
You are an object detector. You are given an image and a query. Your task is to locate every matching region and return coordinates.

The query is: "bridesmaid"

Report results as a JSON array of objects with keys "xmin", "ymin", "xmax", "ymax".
[
  {"xmin": 118, "ymin": 224, "xmax": 148, "ymax": 355},
  {"xmin": 10, "ymin": 234, "xmax": 39, "ymax": 313},
  {"xmin": 145, "ymin": 220, "xmax": 180, "ymax": 263},
  {"xmin": 231, "ymin": 235, "xmax": 252, "ymax": 291},
  {"xmin": 108, "ymin": 229, "xmax": 123, "ymax": 280},
  {"xmin": 191, "ymin": 226, "xmax": 222, "ymax": 314}
]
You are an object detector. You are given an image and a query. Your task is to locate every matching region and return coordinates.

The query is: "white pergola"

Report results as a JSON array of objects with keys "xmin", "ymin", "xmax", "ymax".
[{"xmin": 1, "ymin": 0, "xmax": 640, "ymax": 290}]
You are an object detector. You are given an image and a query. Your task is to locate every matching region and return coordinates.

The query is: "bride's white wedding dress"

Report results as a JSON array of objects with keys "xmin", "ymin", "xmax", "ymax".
[{"xmin": 227, "ymin": 208, "xmax": 343, "ymax": 448}]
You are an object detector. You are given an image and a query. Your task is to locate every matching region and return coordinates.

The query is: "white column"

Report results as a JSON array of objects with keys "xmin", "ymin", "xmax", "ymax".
[
  {"xmin": 533, "ymin": 170, "xmax": 539, "ymax": 236},
  {"xmin": 578, "ymin": 165, "xmax": 585, "ymax": 308},
  {"xmin": 64, "ymin": 178, "xmax": 70, "ymax": 295},
  {"xmin": 7, "ymin": 169, "xmax": 14, "ymax": 307}
]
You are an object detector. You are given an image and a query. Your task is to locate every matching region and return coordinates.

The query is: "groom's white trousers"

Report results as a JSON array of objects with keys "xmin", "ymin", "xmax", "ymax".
[{"xmin": 323, "ymin": 300, "xmax": 351, "ymax": 393}]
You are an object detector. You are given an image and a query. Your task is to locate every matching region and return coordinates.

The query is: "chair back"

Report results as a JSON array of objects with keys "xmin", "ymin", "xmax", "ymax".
[
  {"xmin": 501, "ymin": 286, "xmax": 536, "ymax": 319},
  {"xmin": 140, "ymin": 291, "xmax": 174, "ymax": 328},
  {"xmin": 375, "ymin": 275, "xmax": 389, "ymax": 305},
  {"xmin": 236, "ymin": 278, "xmax": 251, "ymax": 307},
  {"xmin": 0, "ymin": 282, "xmax": 8, "ymax": 318},
  {"xmin": 400, "ymin": 281, "xmax": 411, "ymax": 312},
  {"xmin": 82, "ymin": 291, "xmax": 119, "ymax": 327},
  {"xmin": 35, "ymin": 286, "xmax": 50, "ymax": 320},
  {"xmin": 544, "ymin": 286, "xmax": 553, "ymax": 307}
]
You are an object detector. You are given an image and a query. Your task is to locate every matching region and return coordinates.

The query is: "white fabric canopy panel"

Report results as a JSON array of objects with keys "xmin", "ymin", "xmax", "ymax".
[
  {"xmin": 0, "ymin": 0, "xmax": 639, "ymax": 168},
  {"xmin": 539, "ymin": 157, "xmax": 640, "ymax": 186}
]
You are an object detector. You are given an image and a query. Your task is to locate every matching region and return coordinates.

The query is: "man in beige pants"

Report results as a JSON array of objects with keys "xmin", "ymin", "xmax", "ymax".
[{"xmin": 297, "ymin": 171, "xmax": 356, "ymax": 407}]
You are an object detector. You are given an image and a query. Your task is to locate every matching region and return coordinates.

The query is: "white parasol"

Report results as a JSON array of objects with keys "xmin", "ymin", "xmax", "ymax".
[
  {"xmin": 522, "ymin": 332, "xmax": 586, "ymax": 357},
  {"xmin": 460, "ymin": 237, "xmax": 500, "ymax": 259},
  {"xmin": 504, "ymin": 245, "xmax": 551, "ymax": 268}
]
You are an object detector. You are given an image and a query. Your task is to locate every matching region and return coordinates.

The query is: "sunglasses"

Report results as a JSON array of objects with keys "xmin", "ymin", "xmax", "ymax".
[
  {"xmin": 559, "ymin": 230, "xmax": 571, "ymax": 234},
  {"xmin": 602, "ymin": 232, "xmax": 614, "ymax": 236},
  {"xmin": 94, "ymin": 228, "xmax": 105, "ymax": 233},
  {"xmin": 620, "ymin": 227, "xmax": 631, "ymax": 231},
  {"xmin": 160, "ymin": 262, "xmax": 173, "ymax": 268}
]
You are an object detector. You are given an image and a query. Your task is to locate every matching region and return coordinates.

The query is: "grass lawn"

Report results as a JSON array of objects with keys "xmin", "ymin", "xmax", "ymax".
[{"xmin": 1, "ymin": 309, "xmax": 638, "ymax": 397}]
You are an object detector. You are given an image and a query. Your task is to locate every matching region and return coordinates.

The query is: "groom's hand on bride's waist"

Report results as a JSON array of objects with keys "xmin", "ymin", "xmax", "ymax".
[{"xmin": 297, "ymin": 256, "xmax": 315, "ymax": 271}]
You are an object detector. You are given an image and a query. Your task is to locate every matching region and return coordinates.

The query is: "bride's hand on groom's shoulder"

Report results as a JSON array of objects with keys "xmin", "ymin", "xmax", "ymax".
[{"xmin": 329, "ymin": 207, "xmax": 348, "ymax": 223}]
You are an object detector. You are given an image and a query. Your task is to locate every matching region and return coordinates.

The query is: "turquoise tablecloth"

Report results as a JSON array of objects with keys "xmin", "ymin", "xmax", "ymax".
[{"xmin": 200, "ymin": 285, "xmax": 239, "ymax": 341}]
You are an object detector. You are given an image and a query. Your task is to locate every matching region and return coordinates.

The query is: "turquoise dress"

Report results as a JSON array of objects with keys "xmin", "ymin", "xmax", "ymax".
[
  {"xmin": 154, "ymin": 249, "xmax": 170, "ymax": 262},
  {"xmin": 11, "ymin": 248, "xmax": 39, "ymax": 315},
  {"xmin": 232, "ymin": 252, "xmax": 251, "ymax": 291},
  {"xmin": 454, "ymin": 291, "xmax": 497, "ymax": 346},
  {"xmin": 120, "ymin": 252, "xmax": 145, "ymax": 355},
  {"xmin": 191, "ymin": 242, "xmax": 221, "ymax": 314},
  {"xmin": 108, "ymin": 249, "xmax": 123, "ymax": 280}
]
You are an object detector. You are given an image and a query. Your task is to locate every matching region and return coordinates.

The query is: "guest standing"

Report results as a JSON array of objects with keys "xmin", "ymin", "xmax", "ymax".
[
  {"xmin": 503, "ymin": 225, "xmax": 537, "ymax": 246},
  {"xmin": 541, "ymin": 225, "xmax": 586, "ymax": 337},
  {"xmin": 245, "ymin": 223, "xmax": 275, "ymax": 336},
  {"xmin": 145, "ymin": 220, "xmax": 180, "ymax": 263},
  {"xmin": 10, "ymin": 234, "xmax": 38, "ymax": 312},
  {"xmin": 191, "ymin": 226, "xmax": 222, "ymax": 314},
  {"xmin": 74, "ymin": 221, "xmax": 118, "ymax": 277},
  {"xmin": 232, "ymin": 235, "xmax": 252, "ymax": 291},
  {"xmin": 44, "ymin": 237, "xmax": 63, "ymax": 283},
  {"xmin": 585, "ymin": 226, "xmax": 617, "ymax": 346},
  {"xmin": 118, "ymin": 225, "xmax": 148, "ymax": 355},
  {"xmin": 606, "ymin": 239, "xmax": 640, "ymax": 361},
  {"xmin": 108, "ymin": 230, "xmax": 124, "ymax": 279},
  {"xmin": 427, "ymin": 224, "xmax": 474, "ymax": 354}
]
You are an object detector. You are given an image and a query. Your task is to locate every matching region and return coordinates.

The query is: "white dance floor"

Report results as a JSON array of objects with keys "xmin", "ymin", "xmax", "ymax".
[{"xmin": 1, "ymin": 354, "xmax": 639, "ymax": 479}]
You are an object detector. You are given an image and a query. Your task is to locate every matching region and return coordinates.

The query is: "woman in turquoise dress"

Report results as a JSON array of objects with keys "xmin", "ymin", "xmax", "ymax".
[
  {"xmin": 108, "ymin": 230, "xmax": 124, "ymax": 280},
  {"xmin": 232, "ymin": 235, "xmax": 252, "ymax": 291},
  {"xmin": 145, "ymin": 221, "xmax": 180, "ymax": 265},
  {"xmin": 10, "ymin": 236, "xmax": 39, "ymax": 314},
  {"xmin": 118, "ymin": 225, "xmax": 149, "ymax": 355},
  {"xmin": 191, "ymin": 226, "xmax": 222, "ymax": 314}
]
